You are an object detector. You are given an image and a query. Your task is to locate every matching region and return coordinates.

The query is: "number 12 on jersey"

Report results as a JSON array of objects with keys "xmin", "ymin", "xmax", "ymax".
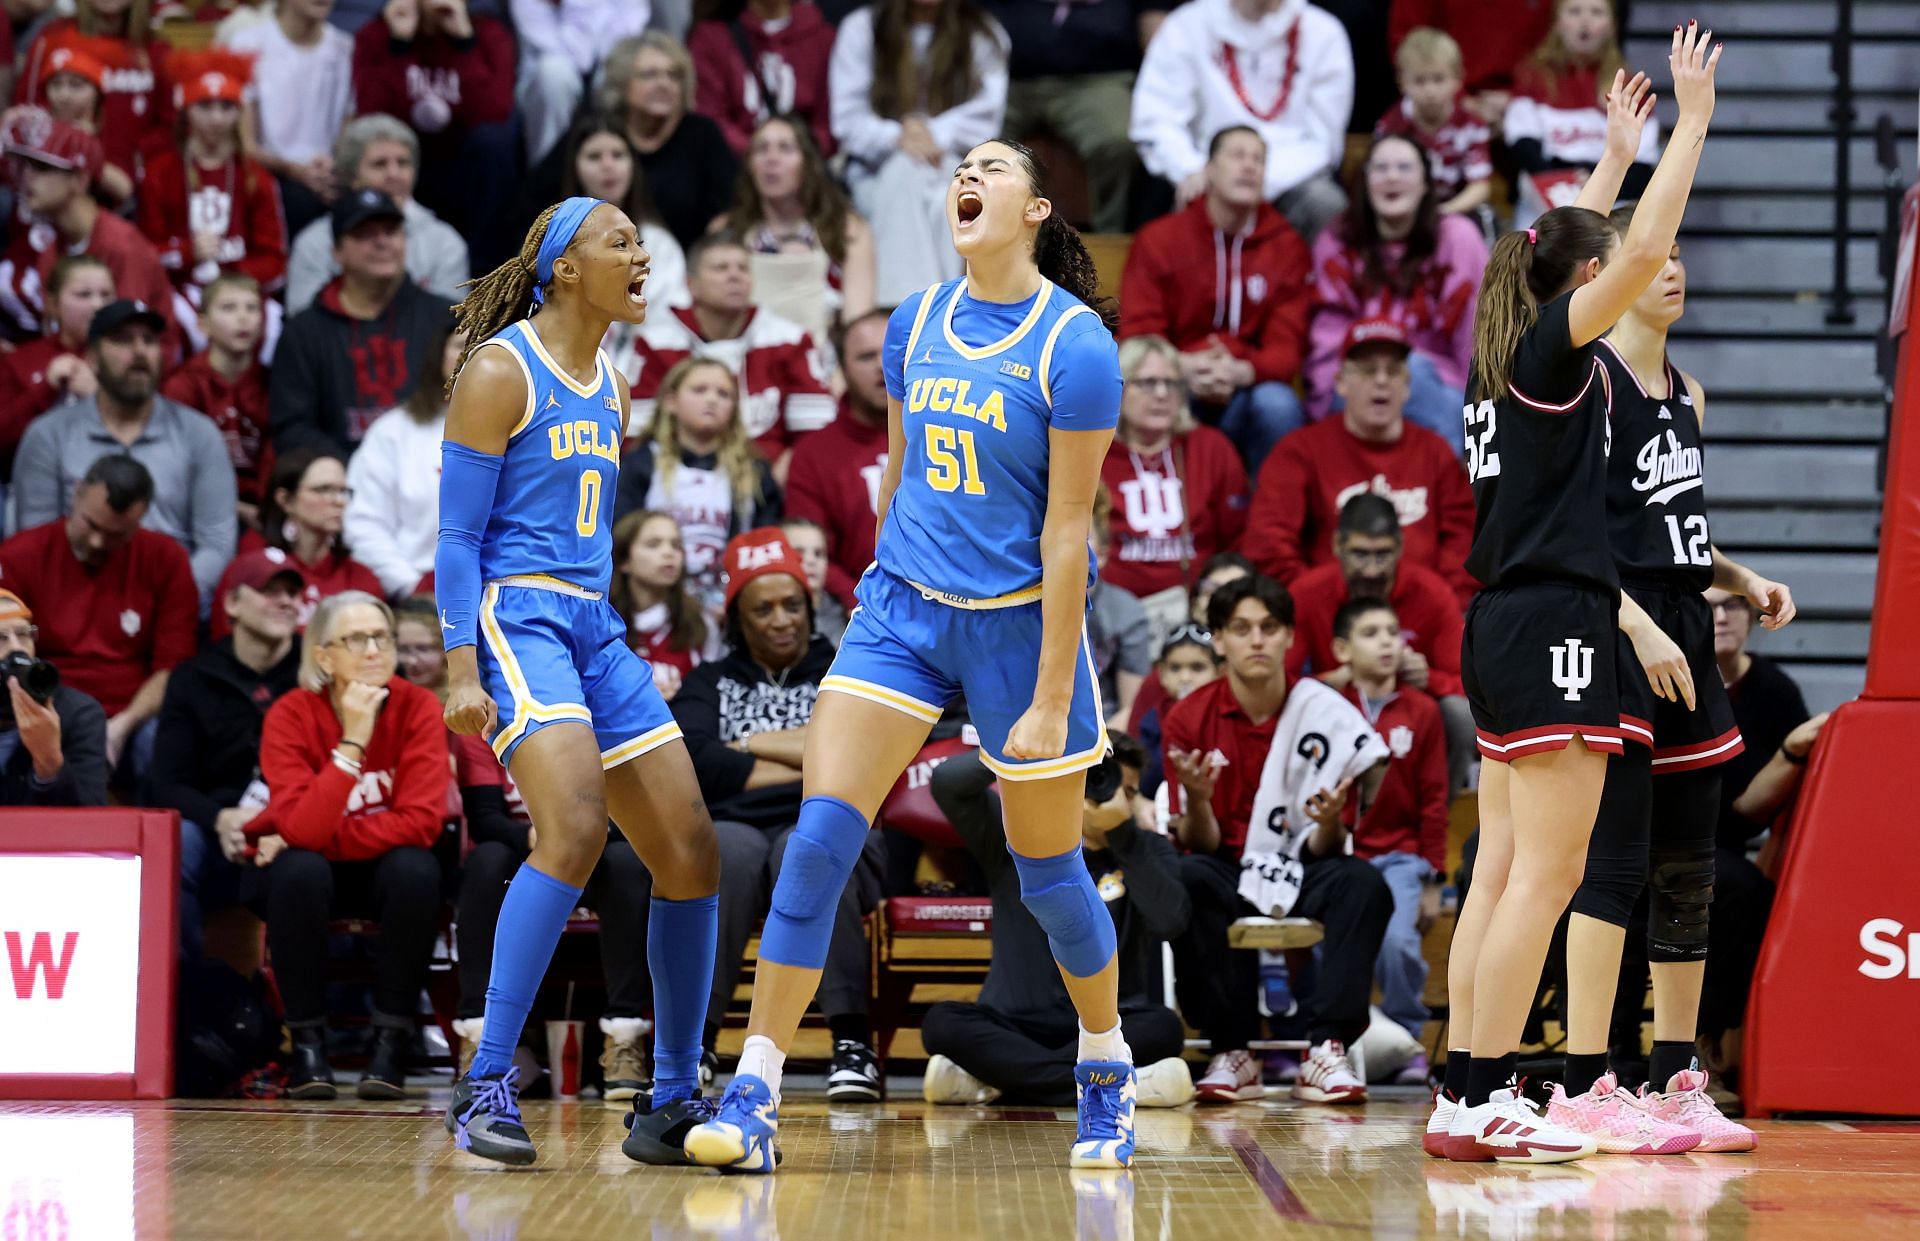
[
  {"xmin": 925, "ymin": 426, "xmax": 987, "ymax": 495},
  {"xmin": 1665, "ymin": 514, "xmax": 1711, "ymax": 566},
  {"xmin": 1464, "ymin": 400, "xmax": 1501, "ymax": 482}
]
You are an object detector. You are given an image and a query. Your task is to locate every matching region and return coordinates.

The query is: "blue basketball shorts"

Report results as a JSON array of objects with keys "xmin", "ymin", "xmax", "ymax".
[
  {"xmin": 476, "ymin": 576, "xmax": 681, "ymax": 770},
  {"xmin": 820, "ymin": 567, "xmax": 1108, "ymax": 781}
]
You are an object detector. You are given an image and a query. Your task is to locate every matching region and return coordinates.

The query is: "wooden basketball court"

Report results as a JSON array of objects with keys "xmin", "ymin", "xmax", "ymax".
[{"xmin": 8, "ymin": 1088, "xmax": 1919, "ymax": 1239}]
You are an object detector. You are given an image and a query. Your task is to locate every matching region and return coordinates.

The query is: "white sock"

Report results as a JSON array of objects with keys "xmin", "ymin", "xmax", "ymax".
[
  {"xmin": 736, "ymin": 1035, "xmax": 786, "ymax": 1097},
  {"xmin": 1078, "ymin": 1021, "xmax": 1132, "ymax": 1065}
]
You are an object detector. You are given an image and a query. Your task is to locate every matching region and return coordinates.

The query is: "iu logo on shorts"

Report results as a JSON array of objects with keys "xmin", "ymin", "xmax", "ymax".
[{"xmin": 1551, "ymin": 638, "xmax": 1594, "ymax": 702}]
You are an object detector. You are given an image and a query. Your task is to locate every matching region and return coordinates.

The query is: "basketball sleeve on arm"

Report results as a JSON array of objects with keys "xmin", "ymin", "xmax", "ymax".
[
  {"xmin": 882, "ymin": 289, "xmax": 928, "ymax": 402},
  {"xmin": 434, "ymin": 442, "xmax": 505, "ymax": 652},
  {"xmin": 1044, "ymin": 317, "xmax": 1122, "ymax": 432}
]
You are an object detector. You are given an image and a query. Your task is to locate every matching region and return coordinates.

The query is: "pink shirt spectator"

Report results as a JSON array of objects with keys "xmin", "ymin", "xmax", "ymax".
[{"xmin": 1304, "ymin": 213, "xmax": 1484, "ymax": 418}]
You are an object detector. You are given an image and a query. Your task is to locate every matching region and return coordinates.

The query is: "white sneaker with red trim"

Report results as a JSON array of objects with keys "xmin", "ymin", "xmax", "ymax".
[
  {"xmin": 1446, "ymin": 1086, "xmax": 1598, "ymax": 1164},
  {"xmin": 1291, "ymin": 1040, "xmax": 1367, "ymax": 1105},
  {"xmin": 1424, "ymin": 1092, "xmax": 1456, "ymax": 1158},
  {"xmin": 1194, "ymin": 1050, "xmax": 1264, "ymax": 1104}
]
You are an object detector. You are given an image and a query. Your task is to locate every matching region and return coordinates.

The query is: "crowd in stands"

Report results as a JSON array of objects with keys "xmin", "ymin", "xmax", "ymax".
[{"xmin": 0, "ymin": 0, "xmax": 1811, "ymax": 1103}]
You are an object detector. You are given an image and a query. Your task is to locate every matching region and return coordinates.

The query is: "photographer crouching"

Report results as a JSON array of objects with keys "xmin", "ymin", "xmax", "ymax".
[{"xmin": 0, "ymin": 589, "xmax": 107, "ymax": 806}]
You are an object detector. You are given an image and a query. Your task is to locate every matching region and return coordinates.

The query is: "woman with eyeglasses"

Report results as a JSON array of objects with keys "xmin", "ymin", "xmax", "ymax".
[
  {"xmin": 242, "ymin": 591, "xmax": 448, "ymax": 1100},
  {"xmin": 214, "ymin": 447, "xmax": 383, "ymax": 638},
  {"xmin": 1099, "ymin": 335, "xmax": 1249, "ymax": 646}
]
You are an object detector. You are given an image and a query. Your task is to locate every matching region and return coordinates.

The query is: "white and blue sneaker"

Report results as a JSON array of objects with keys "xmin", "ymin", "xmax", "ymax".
[
  {"xmin": 683, "ymin": 1073, "xmax": 783, "ymax": 1173},
  {"xmin": 1069, "ymin": 1060, "xmax": 1138, "ymax": 1168}
]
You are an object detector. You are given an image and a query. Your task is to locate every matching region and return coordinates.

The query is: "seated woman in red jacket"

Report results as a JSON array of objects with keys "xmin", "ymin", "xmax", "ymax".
[
  {"xmin": 0, "ymin": 254, "xmax": 113, "ymax": 480},
  {"xmin": 135, "ymin": 48, "xmax": 289, "ymax": 344},
  {"xmin": 212, "ymin": 448, "xmax": 384, "ymax": 637},
  {"xmin": 245, "ymin": 591, "xmax": 448, "ymax": 1100}
]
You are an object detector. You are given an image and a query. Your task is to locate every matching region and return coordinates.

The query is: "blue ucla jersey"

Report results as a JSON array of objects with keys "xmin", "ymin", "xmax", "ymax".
[
  {"xmin": 475, "ymin": 320, "xmax": 625, "ymax": 592},
  {"xmin": 879, "ymin": 278, "xmax": 1121, "ymax": 599}
]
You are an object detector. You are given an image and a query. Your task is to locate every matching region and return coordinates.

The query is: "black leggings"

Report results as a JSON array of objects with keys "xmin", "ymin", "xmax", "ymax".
[
  {"xmin": 258, "ymin": 847, "xmax": 442, "ymax": 1027},
  {"xmin": 455, "ymin": 838, "xmax": 653, "ymax": 1019},
  {"xmin": 1572, "ymin": 751, "xmax": 1722, "ymax": 961}
]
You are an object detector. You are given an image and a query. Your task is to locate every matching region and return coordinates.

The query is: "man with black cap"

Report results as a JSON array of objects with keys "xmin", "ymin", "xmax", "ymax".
[
  {"xmin": 11, "ymin": 299, "xmax": 238, "ymax": 609},
  {"xmin": 150, "ymin": 547, "xmax": 306, "ymax": 958},
  {"xmin": 0, "ymin": 586, "xmax": 109, "ymax": 808},
  {"xmin": 268, "ymin": 187, "xmax": 449, "ymax": 459}
]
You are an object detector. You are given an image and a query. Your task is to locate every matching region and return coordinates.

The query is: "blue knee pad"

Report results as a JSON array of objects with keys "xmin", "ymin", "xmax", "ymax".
[
  {"xmin": 759, "ymin": 795, "xmax": 869, "ymax": 969},
  {"xmin": 1011, "ymin": 846, "xmax": 1116, "ymax": 979}
]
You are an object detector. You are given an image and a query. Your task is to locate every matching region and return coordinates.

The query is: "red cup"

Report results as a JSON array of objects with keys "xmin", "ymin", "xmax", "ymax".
[{"xmin": 544, "ymin": 1019, "xmax": 583, "ymax": 1098}]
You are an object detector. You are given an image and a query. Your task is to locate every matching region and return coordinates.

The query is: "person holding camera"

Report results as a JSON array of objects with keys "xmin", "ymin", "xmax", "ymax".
[
  {"xmin": 921, "ymin": 734, "xmax": 1196, "ymax": 1108},
  {"xmin": 0, "ymin": 588, "xmax": 108, "ymax": 807}
]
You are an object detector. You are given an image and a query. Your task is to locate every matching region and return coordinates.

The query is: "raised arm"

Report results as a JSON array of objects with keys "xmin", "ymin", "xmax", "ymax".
[
  {"xmin": 1573, "ymin": 70, "xmax": 1655, "ymax": 215},
  {"xmin": 1567, "ymin": 24, "xmax": 1721, "ymax": 348}
]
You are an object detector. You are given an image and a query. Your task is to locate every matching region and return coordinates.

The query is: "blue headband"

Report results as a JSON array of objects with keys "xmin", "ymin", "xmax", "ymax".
[{"xmin": 530, "ymin": 196, "xmax": 605, "ymax": 306}]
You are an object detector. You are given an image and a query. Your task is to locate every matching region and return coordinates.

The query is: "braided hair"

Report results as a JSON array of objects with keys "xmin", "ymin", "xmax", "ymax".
[
  {"xmin": 997, "ymin": 138, "xmax": 1118, "ymax": 331},
  {"xmin": 448, "ymin": 203, "xmax": 562, "ymax": 392}
]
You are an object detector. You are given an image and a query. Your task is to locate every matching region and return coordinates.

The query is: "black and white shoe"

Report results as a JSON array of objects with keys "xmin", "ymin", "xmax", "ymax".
[
  {"xmin": 826, "ymin": 1039, "xmax": 883, "ymax": 1102},
  {"xmin": 699, "ymin": 1049, "xmax": 719, "ymax": 1089}
]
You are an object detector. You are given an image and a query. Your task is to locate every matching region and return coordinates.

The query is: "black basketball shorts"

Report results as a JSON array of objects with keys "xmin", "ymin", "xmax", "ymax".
[
  {"xmin": 1616, "ymin": 582, "xmax": 1744, "ymax": 773},
  {"xmin": 1463, "ymin": 582, "xmax": 1626, "ymax": 763}
]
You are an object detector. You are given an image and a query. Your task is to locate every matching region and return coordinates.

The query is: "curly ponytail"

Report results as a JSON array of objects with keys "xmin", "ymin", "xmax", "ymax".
[
  {"xmin": 1000, "ymin": 139, "xmax": 1119, "ymax": 331},
  {"xmin": 448, "ymin": 202, "xmax": 561, "ymax": 392}
]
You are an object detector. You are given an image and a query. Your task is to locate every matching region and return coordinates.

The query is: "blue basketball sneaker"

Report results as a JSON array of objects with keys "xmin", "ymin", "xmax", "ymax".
[
  {"xmin": 683, "ymin": 1074, "xmax": 782, "ymax": 1173},
  {"xmin": 445, "ymin": 1065, "xmax": 536, "ymax": 1166},
  {"xmin": 1070, "ymin": 1060, "xmax": 1138, "ymax": 1168}
]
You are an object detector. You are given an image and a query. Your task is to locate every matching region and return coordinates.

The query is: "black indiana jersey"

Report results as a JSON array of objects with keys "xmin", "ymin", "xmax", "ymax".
[
  {"xmin": 1596, "ymin": 340, "xmax": 1715, "ymax": 591},
  {"xmin": 1462, "ymin": 293, "xmax": 1619, "ymax": 594}
]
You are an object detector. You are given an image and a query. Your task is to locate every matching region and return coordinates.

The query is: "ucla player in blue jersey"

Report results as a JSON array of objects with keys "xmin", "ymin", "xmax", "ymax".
[
  {"xmin": 435, "ymin": 197, "xmax": 721, "ymax": 1167},
  {"xmin": 685, "ymin": 140, "xmax": 1134, "ymax": 1173}
]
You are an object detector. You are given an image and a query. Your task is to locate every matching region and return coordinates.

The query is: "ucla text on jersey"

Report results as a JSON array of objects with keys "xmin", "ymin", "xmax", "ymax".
[{"xmin": 474, "ymin": 321, "xmax": 626, "ymax": 594}]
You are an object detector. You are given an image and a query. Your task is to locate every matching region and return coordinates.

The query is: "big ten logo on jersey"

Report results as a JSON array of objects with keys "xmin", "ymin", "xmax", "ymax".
[
  {"xmin": 547, "ymin": 419, "xmax": 621, "ymax": 464},
  {"xmin": 1463, "ymin": 400, "xmax": 1501, "ymax": 482},
  {"xmin": 1336, "ymin": 474, "xmax": 1429, "ymax": 528},
  {"xmin": 1551, "ymin": 638, "xmax": 1593, "ymax": 702},
  {"xmin": 999, "ymin": 359, "xmax": 1032, "ymax": 381}
]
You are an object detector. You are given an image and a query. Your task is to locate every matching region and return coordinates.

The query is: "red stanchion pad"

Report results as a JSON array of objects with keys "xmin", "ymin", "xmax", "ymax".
[
  {"xmin": 1866, "ymin": 186, "xmax": 1920, "ymax": 697},
  {"xmin": 1745, "ymin": 701, "xmax": 1920, "ymax": 1117}
]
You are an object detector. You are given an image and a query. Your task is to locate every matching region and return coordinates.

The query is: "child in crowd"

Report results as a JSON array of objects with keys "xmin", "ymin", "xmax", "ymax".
[
  {"xmin": 137, "ymin": 49, "xmax": 288, "ymax": 347},
  {"xmin": 18, "ymin": 0, "xmax": 175, "ymax": 188},
  {"xmin": 779, "ymin": 517, "xmax": 849, "ymax": 647},
  {"xmin": 1131, "ymin": 623, "xmax": 1220, "ymax": 800},
  {"xmin": 609, "ymin": 508, "xmax": 720, "ymax": 701},
  {"xmin": 1329, "ymin": 596, "xmax": 1447, "ymax": 1077},
  {"xmin": 1505, "ymin": 0, "xmax": 1657, "ymax": 210},
  {"xmin": 0, "ymin": 255, "xmax": 113, "ymax": 478},
  {"xmin": 35, "ymin": 40, "xmax": 135, "ymax": 202},
  {"xmin": 1374, "ymin": 28, "xmax": 1491, "ymax": 220},
  {"xmin": 162, "ymin": 274, "xmax": 272, "ymax": 528},
  {"xmin": 615, "ymin": 357, "xmax": 782, "ymax": 617}
]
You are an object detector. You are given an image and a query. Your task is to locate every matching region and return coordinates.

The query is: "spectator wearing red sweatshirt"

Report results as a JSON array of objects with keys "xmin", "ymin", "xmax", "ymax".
[
  {"xmin": 622, "ymin": 234, "xmax": 834, "ymax": 472},
  {"xmin": 1242, "ymin": 318, "xmax": 1471, "ymax": 599},
  {"xmin": 352, "ymin": 0, "xmax": 518, "ymax": 265},
  {"xmin": 689, "ymin": 0, "xmax": 836, "ymax": 159},
  {"xmin": 136, "ymin": 50, "xmax": 289, "ymax": 341},
  {"xmin": 245, "ymin": 591, "xmax": 447, "ymax": 1099},
  {"xmin": 0, "ymin": 116, "xmax": 179, "ymax": 351},
  {"xmin": 161, "ymin": 274, "xmax": 273, "ymax": 525},
  {"xmin": 1286, "ymin": 492, "xmax": 1471, "ymax": 795},
  {"xmin": 0, "ymin": 256, "xmax": 113, "ymax": 479},
  {"xmin": 1100, "ymin": 335, "xmax": 1248, "ymax": 638},
  {"xmin": 1120, "ymin": 126, "xmax": 1309, "ymax": 470},
  {"xmin": 1329, "ymin": 595, "xmax": 1446, "ymax": 1058},
  {"xmin": 784, "ymin": 306, "xmax": 888, "ymax": 601},
  {"xmin": 17, "ymin": 0, "xmax": 174, "ymax": 188},
  {"xmin": 213, "ymin": 448, "xmax": 385, "ymax": 637}
]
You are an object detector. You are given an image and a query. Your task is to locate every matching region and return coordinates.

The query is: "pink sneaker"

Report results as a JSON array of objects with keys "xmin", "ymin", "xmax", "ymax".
[
  {"xmin": 1546, "ymin": 1072, "xmax": 1700, "ymax": 1154},
  {"xmin": 1638, "ymin": 1069, "xmax": 1757, "ymax": 1153},
  {"xmin": 1194, "ymin": 1050, "xmax": 1264, "ymax": 1104}
]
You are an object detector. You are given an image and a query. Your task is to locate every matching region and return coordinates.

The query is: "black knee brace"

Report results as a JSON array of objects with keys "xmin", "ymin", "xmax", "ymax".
[
  {"xmin": 1647, "ymin": 768, "xmax": 1721, "ymax": 962},
  {"xmin": 1569, "ymin": 746, "xmax": 1652, "ymax": 927}
]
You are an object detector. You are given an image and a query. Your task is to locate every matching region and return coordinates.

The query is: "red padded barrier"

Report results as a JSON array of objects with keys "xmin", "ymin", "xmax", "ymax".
[
  {"xmin": 1865, "ymin": 184, "xmax": 1920, "ymax": 697},
  {"xmin": 877, "ymin": 736, "xmax": 974, "ymax": 849}
]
